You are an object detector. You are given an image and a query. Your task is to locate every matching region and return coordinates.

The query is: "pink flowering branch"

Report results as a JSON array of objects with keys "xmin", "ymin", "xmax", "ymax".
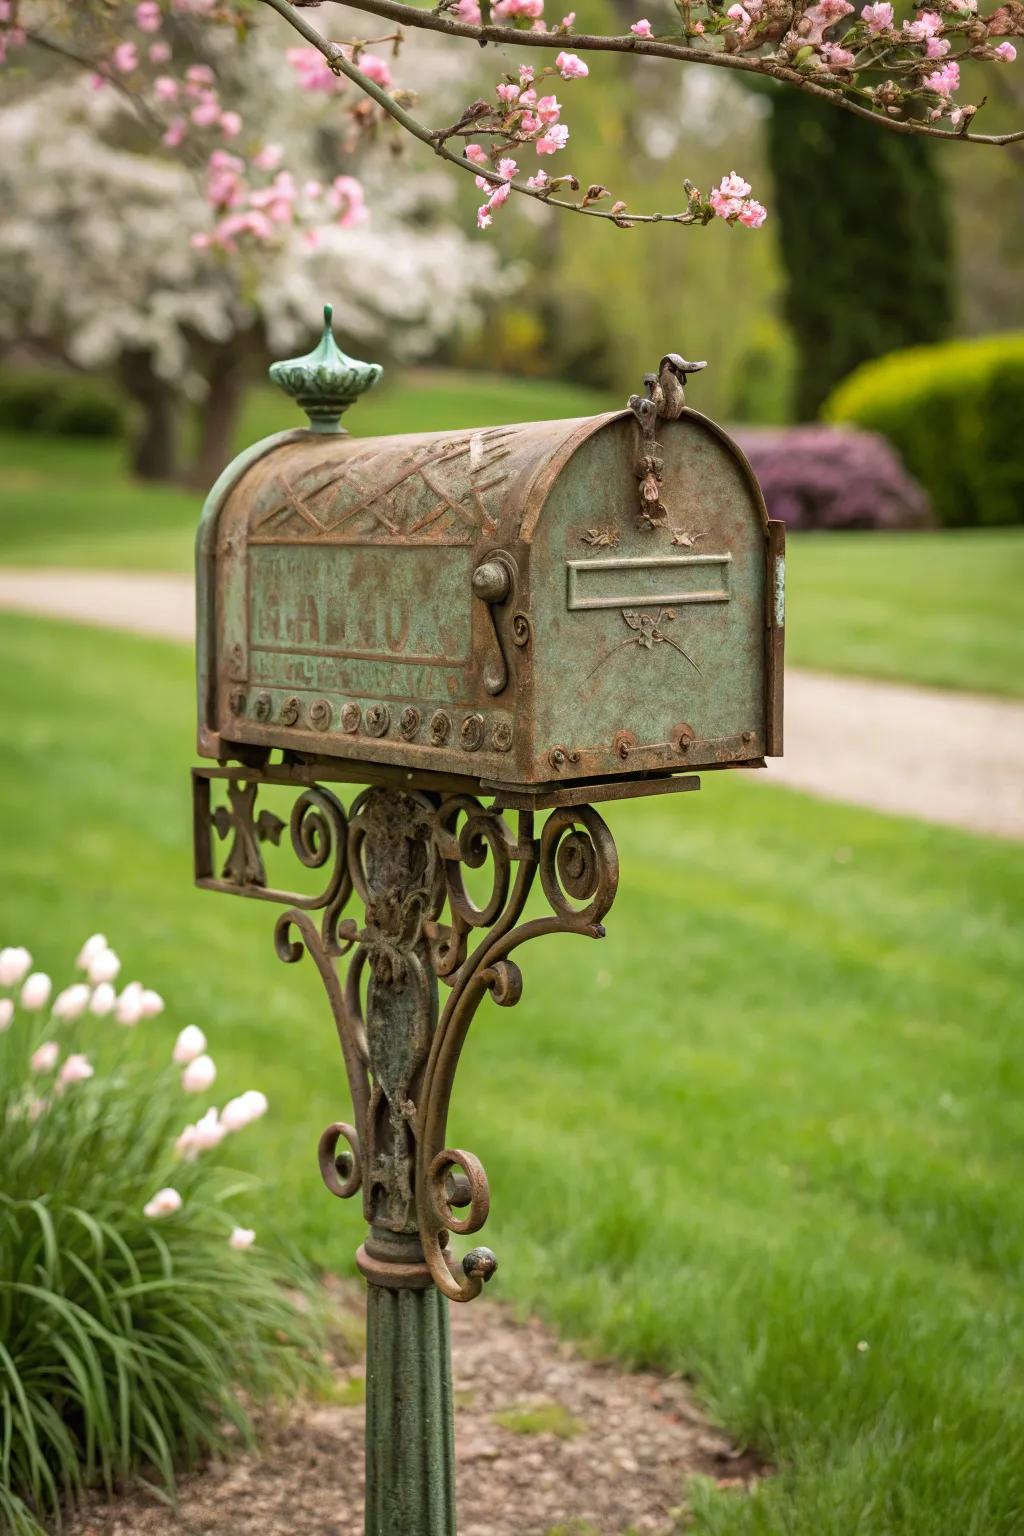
[
  {"xmin": 289, "ymin": 0, "xmax": 1024, "ymax": 145},
  {"xmin": 260, "ymin": 0, "xmax": 768, "ymax": 227}
]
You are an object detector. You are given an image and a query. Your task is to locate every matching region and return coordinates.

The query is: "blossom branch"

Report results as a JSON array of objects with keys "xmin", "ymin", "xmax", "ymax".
[
  {"xmin": 306, "ymin": 0, "xmax": 1024, "ymax": 145},
  {"xmin": 259, "ymin": 0, "xmax": 730, "ymax": 224}
]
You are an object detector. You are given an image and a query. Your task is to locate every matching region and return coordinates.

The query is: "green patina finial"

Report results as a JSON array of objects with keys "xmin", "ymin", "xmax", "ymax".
[{"xmin": 268, "ymin": 303, "xmax": 383, "ymax": 434}]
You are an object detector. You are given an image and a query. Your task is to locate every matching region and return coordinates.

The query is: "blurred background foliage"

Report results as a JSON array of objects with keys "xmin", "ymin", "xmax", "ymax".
[{"xmin": 0, "ymin": 0, "xmax": 1022, "ymax": 510}]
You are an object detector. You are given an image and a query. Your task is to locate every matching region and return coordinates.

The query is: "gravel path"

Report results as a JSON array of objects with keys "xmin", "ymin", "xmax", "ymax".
[{"xmin": 2, "ymin": 566, "xmax": 1022, "ymax": 841}]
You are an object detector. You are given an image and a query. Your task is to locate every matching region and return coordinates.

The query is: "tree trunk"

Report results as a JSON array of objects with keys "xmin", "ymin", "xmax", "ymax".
[
  {"xmin": 190, "ymin": 345, "xmax": 250, "ymax": 488},
  {"xmin": 118, "ymin": 350, "xmax": 180, "ymax": 482}
]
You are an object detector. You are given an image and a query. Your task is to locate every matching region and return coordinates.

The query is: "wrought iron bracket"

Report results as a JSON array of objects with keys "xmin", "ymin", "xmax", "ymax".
[{"xmin": 193, "ymin": 762, "xmax": 618, "ymax": 1303}]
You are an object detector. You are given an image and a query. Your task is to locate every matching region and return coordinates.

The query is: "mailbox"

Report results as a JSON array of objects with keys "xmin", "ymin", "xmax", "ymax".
[{"xmin": 197, "ymin": 307, "xmax": 785, "ymax": 791}]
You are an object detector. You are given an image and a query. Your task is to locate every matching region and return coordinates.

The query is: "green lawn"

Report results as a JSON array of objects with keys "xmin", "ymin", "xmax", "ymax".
[
  {"xmin": 1, "ymin": 611, "xmax": 1022, "ymax": 1536},
  {"xmin": 1, "ymin": 371, "xmax": 1021, "ymax": 698}
]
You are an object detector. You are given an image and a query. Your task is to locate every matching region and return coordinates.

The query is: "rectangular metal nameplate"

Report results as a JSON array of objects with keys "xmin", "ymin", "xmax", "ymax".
[
  {"xmin": 566, "ymin": 554, "xmax": 732, "ymax": 612},
  {"xmin": 248, "ymin": 544, "xmax": 472, "ymax": 664}
]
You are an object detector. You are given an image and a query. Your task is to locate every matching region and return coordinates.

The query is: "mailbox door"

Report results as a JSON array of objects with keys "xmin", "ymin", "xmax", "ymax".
[{"xmin": 528, "ymin": 412, "xmax": 775, "ymax": 778}]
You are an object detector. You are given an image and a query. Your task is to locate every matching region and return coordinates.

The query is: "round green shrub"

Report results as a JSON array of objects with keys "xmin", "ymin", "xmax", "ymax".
[
  {"xmin": 823, "ymin": 334, "xmax": 1024, "ymax": 528},
  {"xmin": 0, "ymin": 370, "xmax": 127, "ymax": 439}
]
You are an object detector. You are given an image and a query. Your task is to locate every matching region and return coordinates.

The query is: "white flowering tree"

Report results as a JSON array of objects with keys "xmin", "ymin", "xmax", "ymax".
[{"xmin": 0, "ymin": 17, "xmax": 499, "ymax": 480}]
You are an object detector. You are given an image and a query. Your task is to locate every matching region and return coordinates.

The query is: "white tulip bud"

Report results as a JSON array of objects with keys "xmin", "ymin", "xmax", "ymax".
[
  {"xmin": 181, "ymin": 1053, "xmax": 216, "ymax": 1094},
  {"xmin": 21, "ymin": 973, "xmax": 52, "ymax": 1012},
  {"xmin": 172, "ymin": 1025, "xmax": 207, "ymax": 1065}
]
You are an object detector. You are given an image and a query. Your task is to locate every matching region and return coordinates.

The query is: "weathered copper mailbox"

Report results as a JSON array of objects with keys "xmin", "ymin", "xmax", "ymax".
[
  {"xmin": 192, "ymin": 308, "xmax": 784, "ymax": 1536},
  {"xmin": 197, "ymin": 309, "xmax": 784, "ymax": 792}
]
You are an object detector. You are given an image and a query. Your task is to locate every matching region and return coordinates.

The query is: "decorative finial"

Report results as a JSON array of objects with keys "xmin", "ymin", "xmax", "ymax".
[{"xmin": 268, "ymin": 303, "xmax": 383, "ymax": 433}]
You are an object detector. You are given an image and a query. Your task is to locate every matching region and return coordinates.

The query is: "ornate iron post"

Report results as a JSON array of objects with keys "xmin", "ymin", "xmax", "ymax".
[
  {"xmin": 194, "ymin": 766, "xmax": 617, "ymax": 1534},
  {"xmin": 193, "ymin": 304, "xmax": 783, "ymax": 1534}
]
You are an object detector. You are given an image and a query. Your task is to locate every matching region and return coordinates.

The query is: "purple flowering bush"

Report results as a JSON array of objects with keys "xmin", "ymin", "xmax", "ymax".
[{"xmin": 736, "ymin": 424, "xmax": 933, "ymax": 532}]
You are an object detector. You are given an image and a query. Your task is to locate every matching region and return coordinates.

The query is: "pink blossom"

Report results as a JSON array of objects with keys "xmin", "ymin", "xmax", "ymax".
[
  {"xmin": 173, "ymin": 1024, "xmax": 207, "ymax": 1064},
  {"xmin": 143, "ymin": 1187, "xmax": 182, "ymax": 1219},
  {"xmin": 149, "ymin": 40, "xmax": 172, "ymax": 62},
  {"xmin": 58, "ymin": 1053, "xmax": 94, "ymax": 1087},
  {"xmin": 925, "ymin": 35, "xmax": 950, "ymax": 55},
  {"xmin": 89, "ymin": 982, "xmax": 116, "ymax": 1016},
  {"xmin": 821, "ymin": 40, "xmax": 856, "ymax": 63},
  {"xmin": 21, "ymin": 973, "xmax": 52, "ymax": 1012},
  {"xmin": 519, "ymin": 63, "xmax": 536, "ymax": 84},
  {"xmin": 727, "ymin": 3, "xmax": 751, "ymax": 32},
  {"xmin": 186, "ymin": 63, "xmax": 215, "ymax": 84},
  {"xmin": 88, "ymin": 70, "xmax": 109, "ymax": 90},
  {"xmin": 163, "ymin": 116, "xmax": 187, "ymax": 147},
  {"xmin": 518, "ymin": 86, "xmax": 538, "ymax": 104},
  {"xmin": 924, "ymin": 60, "xmax": 959, "ymax": 93},
  {"xmin": 354, "ymin": 51, "xmax": 393, "ymax": 87},
  {"xmin": 220, "ymin": 110, "xmax": 242, "ymax": 138},
  {"xmin": 476, "ymin": 205, "xmax": 493, "ymax": 229},
  {"xmin": 738, "ymin": 199, "xmax": 768, "ymax": 228},
  {"xmin": 331, "ymin": 174, "xmax": 368, "ymax": 227},
  {"xmin": 154, "ymin": 75, "xmax": 178, "ymax": 102},
  {"xmin": 112, "ymin": 41, "xmax": 139, "ymax": 73},
  {"xmin": 0, "ymin": 2, "xmax": 11, "ymax": 21},
  {"xmin": 182, "ymin": 1052, "xmax": 217, "ymax": 1093},
  {"xmin": 31, "ymin": 1042, "xmax": 59, "ymax": 1074},
  {"xmin": 0, "ymin": 999, "xmax": 13, "ymax": 1032},
  {"xmin": 693, "ymin": 18, "xmax": 705, "ymax": 30},
  {"xmin": 493, "ymin": 0, "xmax": 545, "ymax": 16},
  {"xmin": 536, "ymin": 122, "xmax": 570, "ymax": 153},
  {"xmin": 453, "ymin": 0, "xmax": 482, "ymax": 21},
  {"xmin": 994, "ymin": 40, "xmax": 1017, "ymax": 60},
  {"xmin": 287, "ymin": 47, "xmax": 341, "ymax": 91},
  {"xmin": 465, "ymin": 143, "xmax": 489, "ymax": 166},
  {"xmin": 229, "ymin": 1226, "xmax": 256, "ymax": 1250},
  {"xmin": 497, "ymin": 82, "xmax": 521, "ymax": 102},
  {"xmin": 135, "ymin": 2, "xmax": 163, "ymax": 32},
  {"xmin": 798, "ymin": 0, "xmax": 854, "ymax": 42},
  {"xmin": 715, "ymin": 170, "xmax": 751, "ymax": 200},
  {"xmin": 561, "ymin": 11, "xmax": 576, "ymax": 25},
  {"xmin": 489, "ymin": 181, "xmax": 513, "ymax": 209},
  {"xmin": 53, "ymin": 984, "xmax": 91, "ymax": 1022},
  {"xmin": 520, "ymin": 110, "xmax": 541, "ymax": 133},
  {"xmin": 631, "ymin": 17, "xmax": 654, "ymax": 35},
  {"xmin": 536, "ymin": 93, "xmax": 561, "ymax": 122},
  {"xmin": 253, "ymin": 142, "xmax": 284, "ymax": 170},
  {"xmin": 903, "ymin": 9, "xmax": 942, "ymax": 39},
  {"xmin": 191, "ymin": 98, "xmax": 222, "ymax": 128},
  {"xmin": 0, "ymin": 946, "xmax": 31, "ymax": 986},
  {"xmin": 497, "ymin": 156, "xmax": 519, "ymax": 177},
  {"xmin": 474, "ymin": 173, "xmax": 492, "ymax": 191},
  {"xmin": 860, "ymin": 1, "xmax": 893, "ymax": 29},
  {"xmin": 555, "ymin": 50, "xmax": 589, "ymax": 77}
]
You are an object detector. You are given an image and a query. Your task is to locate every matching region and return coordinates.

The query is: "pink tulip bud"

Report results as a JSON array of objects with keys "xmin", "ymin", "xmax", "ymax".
[
  {"xmin": 229, "ymin": 1226, "xmax": 256, "ymax": 1250},
  {"xmin": 21, "ymin": 973, "xmax": 52, "ymax": 1012},
  {"xmin": 0, "ymin": 999, "xmax": 13, "ymax": 1032},
  {"xmin": 0, "ymin": 946, "xmax": 32, "ymax": 986},
  {"xmin": 89, "ymin": 982, "xmax": 117, "ymax": 1016},
  {"xmin": 31, "ymin": 1042, "xmax": 59, "ymax": 1073},
  {"xmin": 173, "ymin": 1025, "xmax": 207, "ymax": 1064},
  {"xmin": 53, "ymin": 984, "xmax": 91, "ymax": 1021},
  {"xmin": 220, "ymin": 1090, "xmax": 269, "ymax": 1132},
  {"xmin": 193, "ymin": 1106, "xmax": 225, "ymax": 1150},
  {"xmin": 140, "ymin": 989, "xmax": 164, "ymax": 1018},
  {"xmin": 115, "ymin": 982, "xmax": 145, "ymax": 1026},
  {"xmin": 87, "ymin": 947, "xmax": 121, "ymax": 986},
  {"xmin": 143, "ymin": 1187, "xmax": 182, "ymax": 1219},
  {"xmin": 182, "ymin": 1053, "xmax": 217, "ymax": 1093},
  {"xmin": 58, "ymin": 1053, "xmax": 94, "ymax": 1087}
]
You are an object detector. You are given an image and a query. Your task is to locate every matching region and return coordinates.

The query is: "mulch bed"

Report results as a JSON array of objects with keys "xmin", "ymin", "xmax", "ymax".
[{"xmin": 70, "ymin": 1285, "xmax": 765, "ymax": 1536}]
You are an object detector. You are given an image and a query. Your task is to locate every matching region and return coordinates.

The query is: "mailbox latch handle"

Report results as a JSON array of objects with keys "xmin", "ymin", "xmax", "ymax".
[{"xmin": 472, "ymin": 555, "xmax": 515, "ymax": 696}]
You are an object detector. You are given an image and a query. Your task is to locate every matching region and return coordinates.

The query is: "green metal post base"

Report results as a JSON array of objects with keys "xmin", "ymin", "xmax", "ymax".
[{"xmin": 361, "ymin": 1233, "xmax": 456, "ymax": 1536}]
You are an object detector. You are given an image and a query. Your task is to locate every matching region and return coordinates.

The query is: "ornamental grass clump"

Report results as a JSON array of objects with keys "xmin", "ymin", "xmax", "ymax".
[{"xmin": 0, "ymin": 937, "xmax": 323, "ymax": 1536}]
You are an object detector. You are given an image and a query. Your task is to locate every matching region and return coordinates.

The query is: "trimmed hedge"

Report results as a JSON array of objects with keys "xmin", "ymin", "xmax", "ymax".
[
  {"xmin": 0, "ymin": 368, "xmax": 127, "ymax": 438},
  {"xmin": 736, "ymin": 425, "xmax": 932, "ymax": 532},
  {"xmin": 824, "ymin": 334, "xmax": 1024, "ymax": 528}
]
